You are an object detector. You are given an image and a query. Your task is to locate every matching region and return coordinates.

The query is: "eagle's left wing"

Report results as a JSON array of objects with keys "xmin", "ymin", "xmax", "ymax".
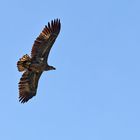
[{"xmin": 18, "ymin": 71, "xmax": 42, "ymax": 103}]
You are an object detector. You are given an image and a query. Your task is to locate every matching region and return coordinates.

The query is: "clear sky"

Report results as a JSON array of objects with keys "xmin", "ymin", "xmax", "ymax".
[{"xmin": 0, "ymin": 0, "xmax": 140, "ymax": 140}]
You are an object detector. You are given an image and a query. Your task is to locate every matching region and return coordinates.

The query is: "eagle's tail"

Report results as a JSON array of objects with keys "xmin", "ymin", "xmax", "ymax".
[{"xmin": 17, "ymin": 54, "xmax": 31, "ymax": 72}]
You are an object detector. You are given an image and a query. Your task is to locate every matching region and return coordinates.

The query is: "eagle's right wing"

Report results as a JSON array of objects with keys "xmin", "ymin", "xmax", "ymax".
[
  {"xmin": 18, "ymin": 71, "xmax": 42, "ymax": 103},
  {"xmin": 31, "ymin": 19, "xmax": 61, "ymax": 62}
]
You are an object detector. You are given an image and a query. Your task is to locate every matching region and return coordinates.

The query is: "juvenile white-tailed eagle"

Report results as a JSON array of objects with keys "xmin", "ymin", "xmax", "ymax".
[{"xmin": 17, "ymin": 19, "xmax": 61, "ymax": 103}]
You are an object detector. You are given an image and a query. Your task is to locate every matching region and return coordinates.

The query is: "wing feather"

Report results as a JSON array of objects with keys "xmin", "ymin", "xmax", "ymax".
[
  {"xmin": 31, "ymin": 19, "xmax": 61, "ymax": 62},
  {"xmin": 18, "ymin": 71, "xmax": 42, "ymax": 103}
]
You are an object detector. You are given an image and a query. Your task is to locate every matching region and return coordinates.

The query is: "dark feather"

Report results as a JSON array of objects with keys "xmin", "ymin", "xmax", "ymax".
[
  {"xmin": 18, "ymin": 71, "xmax": 42, "ymax": 103},
  {"xmin": 31, "ymin": 19, "xmax": 61, "ymax": 62}
]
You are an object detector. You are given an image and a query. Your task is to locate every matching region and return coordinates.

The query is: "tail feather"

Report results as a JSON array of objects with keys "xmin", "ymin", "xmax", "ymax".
[{"xmin": 17, "ymin": 54, "xmax": 31, "ymax": 72}]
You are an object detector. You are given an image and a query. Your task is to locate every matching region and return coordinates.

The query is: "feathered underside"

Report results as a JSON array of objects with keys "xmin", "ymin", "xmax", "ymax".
[
  {"xmin": 18, "ymin": 71, "xmax": 42, "ymax": 103},
  {"xmin": 31, "ymin": 19, "xmax": 61, "ymax": 62},
  {"xmin": 17, "ymin": 19, "xmax": 61, "ymax": 103}
]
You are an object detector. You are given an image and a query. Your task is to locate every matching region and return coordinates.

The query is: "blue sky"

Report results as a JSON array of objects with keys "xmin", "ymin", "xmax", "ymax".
[{"xmin": 0, "ymin": 0, "xmax": 140, "ymax": 139}]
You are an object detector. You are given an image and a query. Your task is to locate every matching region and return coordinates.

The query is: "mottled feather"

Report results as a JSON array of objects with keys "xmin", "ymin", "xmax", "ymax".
[
  {"xmin": 17, "ymin": 54, "xmax": 31, "ymax": 72},
  {"xmin": 31, "ymin": 19, "xmax": 61, "ymax": 62},
  {"xmin": 19, "ymin": 71, "xmax": 42, "ymax": 103}
]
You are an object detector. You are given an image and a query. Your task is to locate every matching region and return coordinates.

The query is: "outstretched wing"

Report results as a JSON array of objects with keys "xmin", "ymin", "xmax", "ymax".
[
  {"xmin": 31, "ymin": 19, "xmax": 61, "ymax": 62},
  {"xmin": 18, "ymin": 71, "xmax": 42, "ymax": 103}
]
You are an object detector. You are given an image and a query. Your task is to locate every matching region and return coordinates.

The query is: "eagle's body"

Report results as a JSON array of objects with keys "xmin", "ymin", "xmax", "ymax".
[{"xmin": 17, "ymin": 19, "xmax": 61, "ymax": 103}]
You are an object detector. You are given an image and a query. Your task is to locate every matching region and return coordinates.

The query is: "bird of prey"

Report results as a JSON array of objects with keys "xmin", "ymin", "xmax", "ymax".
[{"xmin": 17, "ymin": 19, "xmax": 61, "ymax": 103}]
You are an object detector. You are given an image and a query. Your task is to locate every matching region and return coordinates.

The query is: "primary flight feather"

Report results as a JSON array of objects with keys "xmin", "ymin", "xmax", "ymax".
[{"xmin": 17, "ymin": 19, "xmax": 61, "ymax": 103}]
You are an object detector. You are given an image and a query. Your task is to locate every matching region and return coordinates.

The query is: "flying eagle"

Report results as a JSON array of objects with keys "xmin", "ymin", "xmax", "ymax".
[{"xmin": 17, "ymin": 19, "xmax": 61, "ymax": 103}]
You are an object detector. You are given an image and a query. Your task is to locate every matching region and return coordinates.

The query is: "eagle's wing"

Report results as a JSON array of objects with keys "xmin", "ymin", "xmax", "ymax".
[
  {"xmin": 31, "ymin": 19, "xmax": 61, "ymax": 62},
  {"xmin": 18, "ymin": 71, "xmax": 42, "ymax": 103}
]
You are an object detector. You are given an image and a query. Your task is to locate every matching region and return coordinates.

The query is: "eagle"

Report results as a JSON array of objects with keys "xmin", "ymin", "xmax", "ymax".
[{"xmin": 17, "ymin": 19, "xmax": 61, "ymax": 103}]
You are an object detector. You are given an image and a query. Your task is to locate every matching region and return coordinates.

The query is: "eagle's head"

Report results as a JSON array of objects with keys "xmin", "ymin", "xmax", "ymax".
[{"xmin": 48, "ymin": 66, "xmax": 56, "ymax": 70}]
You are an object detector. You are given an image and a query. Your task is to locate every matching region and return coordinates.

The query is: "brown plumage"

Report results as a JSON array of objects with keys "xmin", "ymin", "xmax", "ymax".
[{"xmin": 17, "ymin": 19, "xmax": 61, "ymax": 103}]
